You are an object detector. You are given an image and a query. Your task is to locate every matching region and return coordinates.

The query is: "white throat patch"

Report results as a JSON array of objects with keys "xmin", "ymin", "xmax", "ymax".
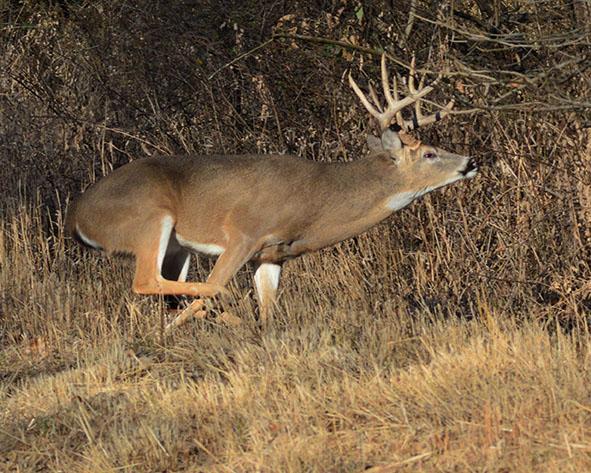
[{"xmin": 385, "ymin": 191, "xmax": 421, "ymax": 211}]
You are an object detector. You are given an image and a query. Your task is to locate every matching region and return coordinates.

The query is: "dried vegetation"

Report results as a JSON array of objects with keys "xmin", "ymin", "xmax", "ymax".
[{"xmin": 1, "ymin": 0, "xmax": 590, "ymax": 471}]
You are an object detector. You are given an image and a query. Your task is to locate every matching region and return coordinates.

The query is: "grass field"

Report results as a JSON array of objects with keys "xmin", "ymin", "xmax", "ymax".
[
  {"xmin": 1, "ymin": 1, "xmax": 591, "ymax": 471},
  {"xmin": 1, "ymin": 175, "xmax": 590, "ymax": 472}
]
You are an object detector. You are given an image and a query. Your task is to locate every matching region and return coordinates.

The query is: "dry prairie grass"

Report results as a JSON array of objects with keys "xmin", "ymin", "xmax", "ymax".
[
  {"xmin": 1, "ymin": 185, "xmax": 590, "ymax": 472},
  {"xmin": 1, "ymin": 1, "xmax": 591, "ymax": 471}
]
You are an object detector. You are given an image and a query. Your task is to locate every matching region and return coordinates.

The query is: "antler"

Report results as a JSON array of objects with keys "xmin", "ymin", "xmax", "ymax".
[
  {"xmin": 349, "ymin": 54, "xmax": 454, "ymax": 133},
  {"xmin": 405, "ymin": 57, "xmax": 454, "ymax": 131}
]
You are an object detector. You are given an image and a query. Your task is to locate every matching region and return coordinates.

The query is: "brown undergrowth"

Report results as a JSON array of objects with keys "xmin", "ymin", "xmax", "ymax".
[
  {"xmin": 1, "ymin": 1, "xmax": 591, "ymax": 471},
  {"xmin": 1, "ymin": 198, "xmax": 590, "ymax": 472}
]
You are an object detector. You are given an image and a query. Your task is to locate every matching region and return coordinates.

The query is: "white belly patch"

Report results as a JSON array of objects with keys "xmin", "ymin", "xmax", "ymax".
[
  {"xmin": 76, "ymin": 225, "xmax": 102, "ymax": 249},
  {"xmin": 176, "ymin": 233, "xmax": 225, "ymax": 256}
]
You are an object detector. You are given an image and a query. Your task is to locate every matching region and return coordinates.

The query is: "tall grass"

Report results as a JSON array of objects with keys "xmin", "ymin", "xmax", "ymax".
[
  {"xmin": 1, "ymin": 180, "xmax": 590, "ymax": 471},
  {"xmin": 1, "ymin": 1, "xmax": 590, "ymax": 471}
]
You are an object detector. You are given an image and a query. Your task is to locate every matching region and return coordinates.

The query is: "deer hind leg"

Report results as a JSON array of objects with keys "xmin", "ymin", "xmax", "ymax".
[
  {"xmin": 254, "ymin": 262, "xmax": 282, "ymax": 322},
  {"xmin": 161, "ymin": 235, "xmax": 192, "ymax": 310},
  {"xmin": 132, "ymin": 215, "xmax": 225, "ymax": 298},
  {"xmin": 161, "ymin": 236, "xmax": 191, "ymax": 282}
]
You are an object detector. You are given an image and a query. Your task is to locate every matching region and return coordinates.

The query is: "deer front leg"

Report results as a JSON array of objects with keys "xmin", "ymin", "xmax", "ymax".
[
  {"xmin": 165, "ymin": 237, "xmax": 257, "ymax": 331},
  {"xmin": 254, "ymin": 262, "xmax": 282, "ymax": 322}
]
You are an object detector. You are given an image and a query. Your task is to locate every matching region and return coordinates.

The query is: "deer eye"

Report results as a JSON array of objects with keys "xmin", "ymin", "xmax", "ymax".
[{"xmin": 424, "ymin": 151, "xmax": 437, "ymax": 159}]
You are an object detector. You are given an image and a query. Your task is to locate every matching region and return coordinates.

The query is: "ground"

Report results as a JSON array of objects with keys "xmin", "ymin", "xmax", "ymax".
[{"xmin": 1, "ymin": 205, "xmax": 590, "ymax": 472}]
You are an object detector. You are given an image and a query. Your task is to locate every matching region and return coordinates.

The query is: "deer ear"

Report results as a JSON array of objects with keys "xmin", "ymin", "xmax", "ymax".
[
  {"xmin": 399, "ymin": 131, "xmax": 421, "ymax": 150},
  {"xmin": 367, "ymin": 134, "xmax": 383, "ymax": 152},
  {"xmin": 380, "ymin": 129, "xmax": 402, "ymax": 151},
  {"xmin": 392, "ymin": 148, "xmax": 405, "ymax": 163}
]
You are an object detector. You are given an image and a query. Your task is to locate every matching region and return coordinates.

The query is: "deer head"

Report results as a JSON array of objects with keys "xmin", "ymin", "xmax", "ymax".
[{"xmin": 349, "ymin": 55, "xmax": 477, "ymax": 193}]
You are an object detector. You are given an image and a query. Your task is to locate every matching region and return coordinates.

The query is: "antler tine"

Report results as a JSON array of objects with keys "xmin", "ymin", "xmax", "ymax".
[
  {"xmin": 377, "ymin": 54, "xmax": 422, "ymax": 130},
  {"xmin": 406, "ymin": 98, "xmax": 455, "ymax": 131},
  {"xmin": 402, "ymin": 56, "xmax": 456, "ymax": 131},
  {"xmin": 368, "ymin": 83, "xmax": 383, "ymax": 113},
  {"xmin": 381, "ymin": 54, "xmax": 404, "ymax": 130},
  {"xmin": 381, "ymin": 54, "xmax": 395, "ymax": 111},
  {"xmin": 391, "ymin": 72, "xmax": 399, "ymax": 102},
  {"xmin": 408, "ymin": 55, "xmax": 416, "ymax": 96},
  {"xmin": 350, "ymin": 54, "xmax": 453, "ymax": 132},
  {"xmin": 348, "ymin": 73, "xmax": 382, "ymax": 122},
  {"xmin": 407, "ymin": 55, "xmax": 434, "ymax": 98},
  {"xmin": 390, "ymin": 72, "xmax": 405, "ymax": 129},
  {"xmin": 413, "ymin": 72, "xmax": 425, "ymax": 123},
  {"xmin": 349, "ymin": 54, "xmax": 423, "ymax": 131}
]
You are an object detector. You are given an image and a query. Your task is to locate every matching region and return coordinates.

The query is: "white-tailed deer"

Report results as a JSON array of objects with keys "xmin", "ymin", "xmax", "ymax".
[{"xmin": 66, "ymin": 55, "xmax": 477, "ymax": 330}]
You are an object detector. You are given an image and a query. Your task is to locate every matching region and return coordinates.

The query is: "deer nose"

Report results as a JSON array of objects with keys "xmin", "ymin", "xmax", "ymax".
[{"xmin": 461, "ymin": 158, "xmax": 478, "ymax": 176}]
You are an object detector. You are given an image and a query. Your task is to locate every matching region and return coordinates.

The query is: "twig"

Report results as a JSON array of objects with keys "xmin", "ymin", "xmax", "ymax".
[
  {"xmin": 272, "ymin": 32, "xmax": 430, "ymax": 73},
  {"xmin": 365, "ymin": 452, "xmax": 432, "ymax": 472},
  {"xmin": 207, "ymin": 32, "xmax": 414, "ymax": 76},
  {"xmin": 404, "ymin": 0, "xmax": 418, "ymax": 39},
  {"xmin": 208, "ymin": 37, "xmax": 275, "ymax": 80},
  {"xmin": 415, "ymin": 12, "xmax": 591, "ymax": 48},
  {"xmin": 97, "ymin": 126, "xmax": 172, "ymax": 156},
  {"xmin": 273, "ymin": 32, "xmax": 513, "ymax": 80},
  {"xmin": 272, "ymin": 32, "xmax": 387, "ymax": 60},
  {"xmin": 214, "ymin": 32, "xmax": 591, "ymax": 116}
]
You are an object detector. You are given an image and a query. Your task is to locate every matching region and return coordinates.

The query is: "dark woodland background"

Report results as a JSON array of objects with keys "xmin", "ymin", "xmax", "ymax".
[
  {"xmin": 2, "ymin": 2, "xmax": 591, "ymax": 471},
  {"xmin": 2, "ymin": 0, "xmax": 590, "ymax": 321}
]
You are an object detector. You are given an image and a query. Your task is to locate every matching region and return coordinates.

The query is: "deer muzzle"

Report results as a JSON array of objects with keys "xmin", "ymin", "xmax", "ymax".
[{"xmin": 461, "ymin": 158, "xmax": 478, "ymax": 177}]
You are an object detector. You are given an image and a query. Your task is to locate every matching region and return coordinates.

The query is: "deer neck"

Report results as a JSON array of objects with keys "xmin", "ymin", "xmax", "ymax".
[
  {"xmin": 311, "ymin": 152, "xmax": 416, "ymax": 241},
  {"xmin": 334, "ymin": 152, "xmax": 416, "ymax": 211}
]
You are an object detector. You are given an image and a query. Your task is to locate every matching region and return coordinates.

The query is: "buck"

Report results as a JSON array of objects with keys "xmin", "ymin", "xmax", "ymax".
[{"xmin": 66, "ymin": 55, "xmax": 477, "ymax": 330}]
